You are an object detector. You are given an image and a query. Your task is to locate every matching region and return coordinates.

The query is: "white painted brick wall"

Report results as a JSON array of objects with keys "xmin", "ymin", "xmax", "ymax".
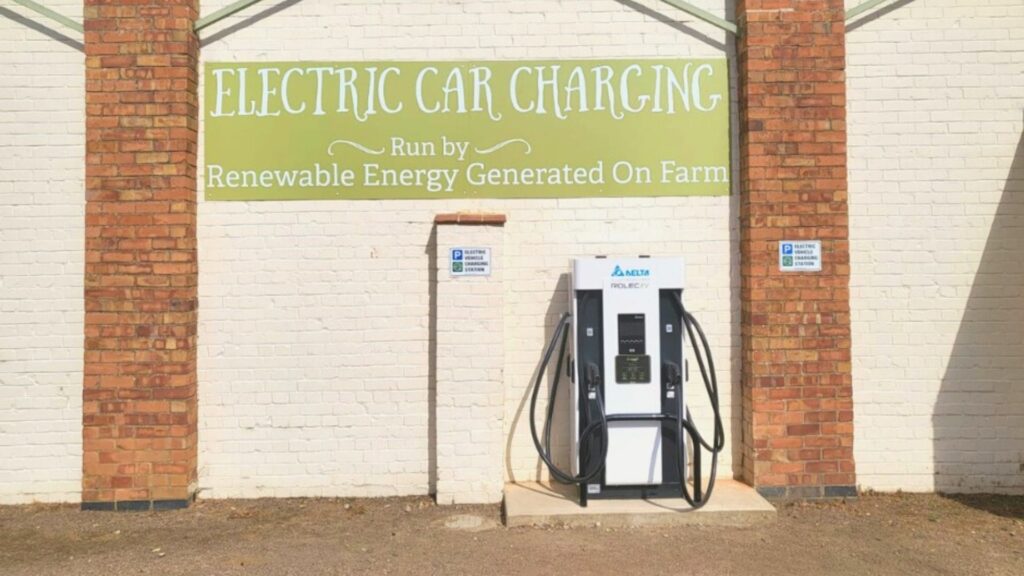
[
  {"xmin": 4, "ymin": 0, "xmax": 1019, "ymax": 503},
  {"xmin": 196, "ymin": 0, "xmax": 740, "ymax": 498},
  {"xmin": 846, "ymin": 0, "xmax": 1024, "ymax": 493},
  {"xmin": 0, "ymin": 1, "xmax": 84, "ymax": 503},
  {"xmin": 435, "ymin": 225, "xmax": 505, "ymax": 504}
]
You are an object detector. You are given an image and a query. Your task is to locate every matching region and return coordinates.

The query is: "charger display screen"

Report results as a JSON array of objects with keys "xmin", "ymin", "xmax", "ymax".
[{"xmin": 616, "ymin": 314, "xmax": 650, "ymax": 383}]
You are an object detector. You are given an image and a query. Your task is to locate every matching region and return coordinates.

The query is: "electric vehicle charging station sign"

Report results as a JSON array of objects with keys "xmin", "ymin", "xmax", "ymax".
[
  {"xmin": 450, "ymin": 248, "xmax": 491, "ymax": 276},
  {"xmin": 779, "ymin": 240, "xmax": 822, "ymax": 272},
  {"xmin": 204, "ymin": 59, "xmax": 730, "ymax": 200}
]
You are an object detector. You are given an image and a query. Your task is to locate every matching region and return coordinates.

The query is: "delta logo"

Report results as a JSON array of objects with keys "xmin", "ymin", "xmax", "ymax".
[{"xmin": 611, "ymin": 265, "xmax": 651, "ymax": 278}]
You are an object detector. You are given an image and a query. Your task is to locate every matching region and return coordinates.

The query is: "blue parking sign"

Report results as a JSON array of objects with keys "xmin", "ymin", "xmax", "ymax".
[
  {"xmin": 452, "ymin": 249, "xmax": 463, "ymax": 261},
  {"xmin": 781, "ymin": 243, "xmax": 793, "ymax": 255}
]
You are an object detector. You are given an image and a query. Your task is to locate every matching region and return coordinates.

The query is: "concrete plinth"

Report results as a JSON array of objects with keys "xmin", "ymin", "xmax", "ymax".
[{"xmin": 503, "ymin": 480, "xmax": 775, "ymax": 528}]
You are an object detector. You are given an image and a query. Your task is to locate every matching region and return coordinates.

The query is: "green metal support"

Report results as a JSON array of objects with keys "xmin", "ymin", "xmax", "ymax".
[
  {"xmin": 846, "ymin": 0, "xmax": 894, "ymax": 21},
  {"xmin": 7, "ymin": 0, "xmax": 82, "ymax": 33},
  {"xmin": 195, "ymin": 0, "xmax": 737, "ymax": 37},
  {"xmin": 3, "ymin": 0, "xmax": 894, "ymax": 43},
  {"xmin": 658, "ymin": 0, "xmax": 738, "ymax": 35},
  {"xmin": 195, "ymin": 0, "xmax": 268, "ymax": 32}
]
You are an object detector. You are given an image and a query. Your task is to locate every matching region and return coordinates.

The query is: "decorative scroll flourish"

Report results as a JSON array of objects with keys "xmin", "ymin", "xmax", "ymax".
[
  {"xmin": 473, "ymin": 138, "xmax": 532, "ymax": 156},
  {"xmin": 327, "ymin": 139, "xmax": 385, "ymax": 156}
]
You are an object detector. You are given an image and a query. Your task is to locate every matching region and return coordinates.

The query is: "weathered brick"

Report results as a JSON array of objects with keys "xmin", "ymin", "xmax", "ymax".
[
  {"xmin": 83, "ymin": 0, "xmax": 199, "ymax": 508},
  {"xmin": 738, "ymin": 0, "xmax": 856, "ymax": 495}
]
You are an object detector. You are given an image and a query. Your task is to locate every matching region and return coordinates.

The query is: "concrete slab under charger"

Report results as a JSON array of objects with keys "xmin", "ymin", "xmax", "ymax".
[{"xmin": 503, "ymin": 479, "xmax": 775, "ymax": 528}]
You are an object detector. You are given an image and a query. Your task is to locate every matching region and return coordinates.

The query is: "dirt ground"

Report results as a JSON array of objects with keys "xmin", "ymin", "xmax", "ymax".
[{"xmin": 1, "ymin": 492, "xmax": 1022, "ymax": 576}]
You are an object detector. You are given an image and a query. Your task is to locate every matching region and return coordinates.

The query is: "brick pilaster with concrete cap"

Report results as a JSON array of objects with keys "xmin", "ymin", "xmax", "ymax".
[{"xmin": 433, "ymin": 213, "xmax": 506, "ymax": 504}]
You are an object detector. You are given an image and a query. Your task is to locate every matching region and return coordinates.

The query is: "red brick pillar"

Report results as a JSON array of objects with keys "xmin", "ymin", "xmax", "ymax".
[
  {"xmin": 83, "ymin": 0, "xmax": 199, "ymax": 510},
  {"xmin": 737, "ymin": 0, "xmax": 856, "ymax": 498}
]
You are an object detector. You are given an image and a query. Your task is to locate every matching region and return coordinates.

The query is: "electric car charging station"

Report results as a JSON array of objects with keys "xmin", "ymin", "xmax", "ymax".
[
  {"xmin": 6, "ymin": 0, "xmax": 1024, "ymax": 556},
  {"xmin": 528, "ymin": 257, "xmax": 725, "ymax": 509}
]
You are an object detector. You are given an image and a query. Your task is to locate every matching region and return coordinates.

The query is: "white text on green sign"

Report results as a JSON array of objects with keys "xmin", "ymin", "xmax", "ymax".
[{"xmin": 204, "ymin": 60, "xmax": 730, "ymax": 200}]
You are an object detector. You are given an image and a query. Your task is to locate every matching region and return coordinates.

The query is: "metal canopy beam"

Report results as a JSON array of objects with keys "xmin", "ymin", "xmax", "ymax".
[
  {"xmin": 194, "ymin": 0, "xmax": 737, "ymax": 37},
  {"xmin": 658, "ymin": 0, "xmax": 738, "ymax": 35},
  {"xmin": 4, "ymin": 1, "xmax": 899, "ymax": 44},
  {"xmin": 195, "ymin": 0, "xmax": 268, "ymax": 32},
  {"xmin": 7, "ymin": 0, "xmax": 83, "ymax": 33},
  {"xmin": 846, "ymin": 0, "xmax": 894, "ymax": 21}
]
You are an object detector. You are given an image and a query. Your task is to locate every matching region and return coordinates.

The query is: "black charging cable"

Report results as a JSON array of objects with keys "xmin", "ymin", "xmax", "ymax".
[
  {"xmin": 528, "ymin": 313, "xmax": 608, "ymax": 485},
  {"xmin": 529, "ymin": 300, "xmax": 724, "ymax": 508},
  {"xmin": 671, "ymin": 293, "xmax": 725, "ymax": 509}
]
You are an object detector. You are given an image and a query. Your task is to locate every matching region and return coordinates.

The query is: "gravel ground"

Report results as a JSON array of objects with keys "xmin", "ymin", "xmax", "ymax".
[{"xmin": 1, "ymin": 492, "xmax": 1022, "ymax": 575}]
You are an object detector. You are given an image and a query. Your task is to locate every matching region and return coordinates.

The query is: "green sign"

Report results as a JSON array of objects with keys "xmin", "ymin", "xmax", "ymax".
[{"xmin": 204, "ymin": 60, "xmax": 729, "ymax": 201}]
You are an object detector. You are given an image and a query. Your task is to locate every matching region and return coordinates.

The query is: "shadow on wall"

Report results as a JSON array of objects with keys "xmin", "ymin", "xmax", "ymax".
[
  {"xmin": 199, "ymin": 0, "xmax": 304, "ymax": 47},
  {"xmin": 846, "ymin": 0, "xmax": 917, "ymax": 33},
  {"xmin": 504, "ymin": 275, "xmax": 572, "ymax": 483},
  {"xmin": 611, "ymin": 0, "xmax": 727, "ymax": 52},
  {"xmin": 0, "ymin": 7, "xmax": 83, "ymax": 52},
  {"xmin": 426, "ymin": 225, "xmax": 438, "ymax": 495},
  {"xmin": 542, "ymin": 275, "xmax": 574, "ymax": 478},
  {"xmin": 933, "ymin": 133, "xmax": 1024, "ymax": 499}
]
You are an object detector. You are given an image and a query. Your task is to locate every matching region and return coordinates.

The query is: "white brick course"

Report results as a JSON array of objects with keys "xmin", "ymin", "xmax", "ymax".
[
  {"xmin": 846, "ymin": 0, "xmax": 1024, "ymax": 493},
  {"xmin": 0, "ymin": 0, "xmax": 84, "ymax": 504}
]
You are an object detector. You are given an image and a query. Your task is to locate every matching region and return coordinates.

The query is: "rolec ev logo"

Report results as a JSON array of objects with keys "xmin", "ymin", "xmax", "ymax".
[{"xmin": 611, "ymin": 265, "xmax": 651, "ymax": 278}]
